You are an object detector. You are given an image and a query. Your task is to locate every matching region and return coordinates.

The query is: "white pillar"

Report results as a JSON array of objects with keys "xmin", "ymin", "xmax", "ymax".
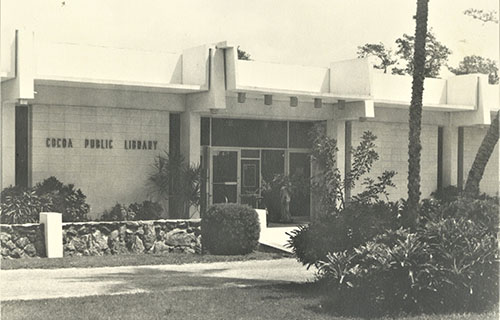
[
  {"xmin": 180, "ymin": 111, "xmax": 201, "ymax": 218},
  {"xmin": 255, "ymin": 209, "xmax": 267, "ymax": 240},
  {"xmin": 39, "ymin": 212, "xmax": 63, "ymax": 258},
  {"xmin": 180, "ymin": 111, "xmax": 201, "ymax": 166}
]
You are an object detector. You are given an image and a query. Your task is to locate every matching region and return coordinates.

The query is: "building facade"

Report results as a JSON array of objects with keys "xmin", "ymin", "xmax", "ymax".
[{"xmin": 1, "ymin": 30, "xmax": 499, "ymax": 219}]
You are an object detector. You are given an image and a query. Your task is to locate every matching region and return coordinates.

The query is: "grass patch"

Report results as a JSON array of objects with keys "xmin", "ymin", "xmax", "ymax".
[
  {"xmin": 2, "ymin": 283, "xmax": 497, "ymax": 320},
  {"xmin": 0, "ymin": 251, "xmax": 288, "ymax": 270}
]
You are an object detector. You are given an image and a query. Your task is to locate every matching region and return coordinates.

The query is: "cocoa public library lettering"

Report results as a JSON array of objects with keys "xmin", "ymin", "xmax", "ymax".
[{"xmin": 45, "ymin": 137, "xmax": 158, "ymax": 150}]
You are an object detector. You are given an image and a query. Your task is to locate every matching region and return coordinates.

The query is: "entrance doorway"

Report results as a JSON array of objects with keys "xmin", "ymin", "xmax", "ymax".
[{"xmin": 208, "ymin": 147, "xmax": 310, "ymax": 219}]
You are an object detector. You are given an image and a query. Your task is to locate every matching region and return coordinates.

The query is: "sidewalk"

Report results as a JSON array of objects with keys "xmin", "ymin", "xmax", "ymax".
[{"xmin": 0, "ymin": 258, "xmax": 315, "ymax": 301}]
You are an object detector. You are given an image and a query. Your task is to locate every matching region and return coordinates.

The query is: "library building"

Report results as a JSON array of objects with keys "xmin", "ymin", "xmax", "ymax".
[{"xmin": 1, "ymin": 30, "xmax": 498, "ymax": 219}]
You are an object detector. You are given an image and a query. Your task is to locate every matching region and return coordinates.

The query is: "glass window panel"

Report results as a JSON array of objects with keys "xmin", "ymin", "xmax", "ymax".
[
  {"xmin": 261, "ymin": 150, "xmax": 285, "ymax": 182},
  {"xmin": 289, "ymin": 121, "xmax": 314, "ymax": 148},
  {"xmin": 212, "ymin": 118, "xmax": 287, "ymax": 148},
  {"xmin": 212, "ymin": 151, "xmax": 237, "ymax": 183},
  {"xmin": 241, "ymin": 149, "xmax": 260, "ymax": 158}
]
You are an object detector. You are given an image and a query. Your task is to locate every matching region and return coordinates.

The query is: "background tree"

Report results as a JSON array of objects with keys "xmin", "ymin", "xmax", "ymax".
[
  {"xmin": 237, "ymin": 47, "xmax": 251, "ymax": 60},
  {"xmin": 357, "ymin": 43, "xmax": 398, "ymax": 73},
  {"xmin": 358, "ymin": 31, "xmax": 450, "ymax": 78},
  {"xmin": 406, "ymin": 0, "xmax": 429, "ymax": 228},
  {"xmin": 449, "ymin": 55, "xmax": 499, "ymax": 85},
  {"xmin": 464, "ymin": 8, "xmax": 498, "ymax": 24},
  {"xmin": 393, "ymin": 31, "xmax": 451, "ymax": 77}
]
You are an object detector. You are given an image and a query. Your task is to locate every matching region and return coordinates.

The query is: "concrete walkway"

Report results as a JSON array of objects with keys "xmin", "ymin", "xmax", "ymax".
[{"xmin": 0, "ymin": 258, "xmax": 315, "ymax": 301}]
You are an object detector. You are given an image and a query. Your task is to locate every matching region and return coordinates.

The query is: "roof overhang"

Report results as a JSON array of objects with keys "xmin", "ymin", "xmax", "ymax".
[{"xmin": 35, "ymin": 77, "xmax": 207, "ymax": 94}]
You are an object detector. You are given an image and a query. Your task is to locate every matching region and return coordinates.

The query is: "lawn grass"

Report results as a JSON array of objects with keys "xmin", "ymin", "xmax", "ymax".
[
  {"xmin": 2, "ymin": 283, "xmax": 497, "ymax": 320},
  {"xmin": 0, "ymin": 251, "xmax": 288, "ymax": 270}
]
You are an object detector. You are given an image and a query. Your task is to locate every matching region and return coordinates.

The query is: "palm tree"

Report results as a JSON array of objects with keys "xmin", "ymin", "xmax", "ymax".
[
  {"xmin": 462, "ymin": 9, "xmax": 499, "ymax": 197},
  {"xmin": 406, "ymin": 0, "xmax": 429, "ymax": 228},
  {"xmin": 464, "ymin": 111, "xmax": 499, "ymax": 197}
]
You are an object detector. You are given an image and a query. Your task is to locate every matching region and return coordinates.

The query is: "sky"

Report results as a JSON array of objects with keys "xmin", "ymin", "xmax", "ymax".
[{"xmin": 1, "ymin": 0, "xmax": 499, "ymax": 74}]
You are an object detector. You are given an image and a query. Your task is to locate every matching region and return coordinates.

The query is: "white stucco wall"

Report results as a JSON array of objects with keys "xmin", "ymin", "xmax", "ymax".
[
  {"xmin": 30, "ymin": 104, "xmax": 170, "ymax": 218},
  {"xmin": 463, "ymin": 127, "xmax": 499, "ymax": 196},
  {"xmin": 351, "ymin": 121, "xmax": 438, "ymax": 201}
]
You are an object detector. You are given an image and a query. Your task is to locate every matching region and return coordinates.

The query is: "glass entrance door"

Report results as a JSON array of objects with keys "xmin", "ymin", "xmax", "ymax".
[
  {"xmin": 212, "ymin": 150, "xmax": 238, "ymax": 204},
  {"xmin": 240, "ymin": 159, "xmax": 260, "ymax": 208}
]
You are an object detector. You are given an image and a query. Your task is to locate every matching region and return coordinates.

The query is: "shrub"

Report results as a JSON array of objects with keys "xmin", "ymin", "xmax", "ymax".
[
  {"xmin": 34, "ymin": 176, "xmax": 89, "ymax": 222},
  {"xmin": 0, "ymin": 187, "xmax": 53, "ymax": 224},
  {"xmin": 100, "ymin": 201, "xmax": 163, "ymax": 221},
  {"xmin": 431, "ymin": 185, "xmax": 461, "ymax": 203},
  {"xmin": 439, "ymin": 197, "xmax": 499, "ymax": 234},
  {"xmin": 309, "ymin": 123, "xmax": 396, "ymax": 214},
  {"xmin": 100, "ymin": 204, "xmax": 135, "ymax": 221},
  {"xmin": 202, "ymin": 204, "xmax": 260, "ymax": 255},
  {"xmin": 317, "ymin": 216, "xmax": 499, "ymax": 316},
  {"xmin": 129, "ymin": 201, "xmax": 163, "ymax": 220},
  {"xmin": 420, "ymin": 217, "xmax": 498, "ymax": 312},
  {"xmin": 318, "ymin": 229, "xmax": 435, "ymax": 316},
  {"xmin": 0, "ymin": 177, "xmax": 89, "ymax": 223},
  {"xmin": 288, "ymin": 201, "xmax": 400, "ymax": 268}
]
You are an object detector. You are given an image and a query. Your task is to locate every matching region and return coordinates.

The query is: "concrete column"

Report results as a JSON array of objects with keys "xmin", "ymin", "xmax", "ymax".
[
  {"xmin": 180, "ymin": 111, "xmax": 201, "ymax": 166},
  {"xmin": 39, "ymin": 212, "xmax": 63, "ymax": 258},
  {"xmin": 180, "ymin": 111, "xmax": 201, "ymax": 219},
  {"xmin": 441, "ymin": 126, "xmax": 459, "ymax": 188}
]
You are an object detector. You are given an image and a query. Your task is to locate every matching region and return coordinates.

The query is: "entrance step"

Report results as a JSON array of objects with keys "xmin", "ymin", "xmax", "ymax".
[{"xmin": 258, "ymin": 226, "xmax": 299, "ymax": 254}]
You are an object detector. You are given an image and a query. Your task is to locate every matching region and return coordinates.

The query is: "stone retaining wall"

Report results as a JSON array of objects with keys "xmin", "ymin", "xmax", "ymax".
[
  {"xmin": 0, "ymin": 224, "xmax": 46, "ymax": 259},
  {"xmin": 0, "ymin": 219, "xmax": 201, "ymax": 259}
]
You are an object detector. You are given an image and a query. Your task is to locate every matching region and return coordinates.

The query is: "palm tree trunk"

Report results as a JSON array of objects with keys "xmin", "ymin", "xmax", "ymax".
[
  {"xmin": 406, "ymin": 0, "xmax": 429, "ymax": 228},
  {"xmin": 464, "ymin": 111, "xmax": 500, "ymax": 197}
]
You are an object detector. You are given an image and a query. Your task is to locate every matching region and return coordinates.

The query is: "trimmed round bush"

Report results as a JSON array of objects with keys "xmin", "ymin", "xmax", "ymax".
[{"xmin": 201, "ymin": 204, "xmax": 260, "ymax": 255}]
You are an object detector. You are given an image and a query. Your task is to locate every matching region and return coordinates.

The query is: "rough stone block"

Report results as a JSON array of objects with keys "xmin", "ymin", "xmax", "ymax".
[
  {"xmin": 130, "ymin": 236, "xmax": 145, "ymax": 253},
  {"xmin": 165, "ymin": 229, "xmax": 196, "ymax": 247}
]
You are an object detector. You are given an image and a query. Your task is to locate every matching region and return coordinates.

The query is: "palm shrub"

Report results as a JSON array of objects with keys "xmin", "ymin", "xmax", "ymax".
[
  {"xmin": 148, "ymin": 151, "xmax": 200, "ymax": 218},
  {"xmin": 201, "ymin": 203, "xmax": 260, "ymax": 255}
]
